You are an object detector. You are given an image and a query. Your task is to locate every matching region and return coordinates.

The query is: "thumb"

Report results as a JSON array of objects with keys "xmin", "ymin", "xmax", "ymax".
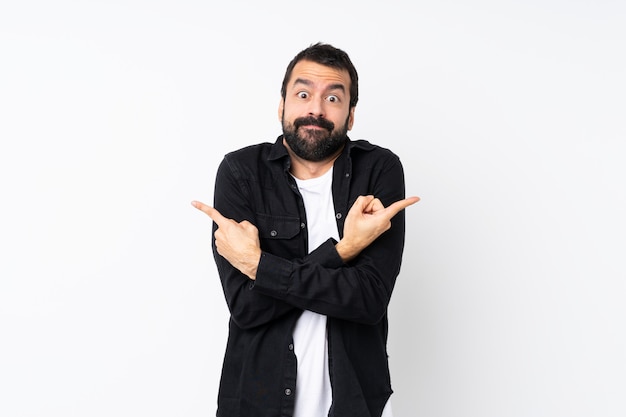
[{"xmin": 349, "ymin": 195, "xmax": 375, "ymax": 213}]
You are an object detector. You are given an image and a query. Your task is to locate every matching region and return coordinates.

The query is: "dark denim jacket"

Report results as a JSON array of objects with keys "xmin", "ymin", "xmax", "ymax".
[{"xmin": 212, "ymin": 136, "xmax": 408, "ymax": 417}]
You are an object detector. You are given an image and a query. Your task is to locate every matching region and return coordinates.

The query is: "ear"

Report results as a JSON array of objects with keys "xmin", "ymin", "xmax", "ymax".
[
  {"xmin": 347, "ymin": 107, "xmax": 356, "ymax": 131},
  {"xmin": 278, "ymin": 98, "xmax": 284, "ymax": 122}
]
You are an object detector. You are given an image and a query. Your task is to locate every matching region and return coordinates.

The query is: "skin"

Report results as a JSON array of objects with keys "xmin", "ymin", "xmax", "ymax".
[{"xmin": 192, "ymin": 59, "xmax": 420, "ymax": 279}]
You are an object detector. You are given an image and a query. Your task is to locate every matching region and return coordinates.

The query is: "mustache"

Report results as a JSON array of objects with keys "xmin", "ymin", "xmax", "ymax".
[{"xmin": 294, "ymin": 116, "xmax": 335, "ymax": 132}]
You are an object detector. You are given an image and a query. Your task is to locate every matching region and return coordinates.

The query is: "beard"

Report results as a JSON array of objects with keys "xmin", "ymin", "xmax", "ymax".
[{"xmin": 282, "ymin": 114, "xmax": 349, "ymax": 162}]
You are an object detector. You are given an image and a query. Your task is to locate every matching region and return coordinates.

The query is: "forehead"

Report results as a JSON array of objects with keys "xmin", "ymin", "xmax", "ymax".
[{"xmin": 287, "ymin": 60, "xmax": 351, "ymax": 91}]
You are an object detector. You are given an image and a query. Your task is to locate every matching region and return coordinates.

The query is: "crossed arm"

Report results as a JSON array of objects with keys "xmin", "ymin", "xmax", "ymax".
[{"xmin": 191, "ymin": 195, "xmax": 420, "ymax": 280}]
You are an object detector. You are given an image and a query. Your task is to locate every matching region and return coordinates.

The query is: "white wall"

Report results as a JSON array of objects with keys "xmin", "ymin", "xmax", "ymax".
[{"xmin": 1, "ymin": 1, "xmax": 624, "ymax": 416}]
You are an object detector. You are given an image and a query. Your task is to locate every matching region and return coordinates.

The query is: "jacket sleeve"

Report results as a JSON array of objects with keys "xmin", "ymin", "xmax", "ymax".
[
  {"xmin": 253, "ymin": 153, "xmax": 409, "ymax": 325},
  {"xmin": 212, "ymin": 157, "xmax": 297, "ymax": 330}
]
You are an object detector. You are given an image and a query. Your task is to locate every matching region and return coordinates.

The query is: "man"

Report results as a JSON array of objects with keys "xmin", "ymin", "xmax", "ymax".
[{"xmin": 192, "ymin": 42, "xmax": 419, "ymax": 417}]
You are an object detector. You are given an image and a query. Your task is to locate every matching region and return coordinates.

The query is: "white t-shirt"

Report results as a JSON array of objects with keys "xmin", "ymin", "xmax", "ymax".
[{"xmin": 292, "ymin": 167, "xmax": 393, "ymax": 417}]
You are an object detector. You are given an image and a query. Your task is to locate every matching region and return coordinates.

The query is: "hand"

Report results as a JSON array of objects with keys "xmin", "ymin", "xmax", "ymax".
[
  {"xmin": 191, "ymin": 200, "xmax": 261, "ymax": 280},
  {"xmin": 335, "ymin": 195, "xmax": 420, "ymax": 262}
]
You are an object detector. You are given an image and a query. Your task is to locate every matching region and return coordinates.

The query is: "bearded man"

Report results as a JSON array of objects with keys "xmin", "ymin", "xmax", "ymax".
[{"xmin": 193, "ymin": 42, "xmax": 419, "ymax": 417}]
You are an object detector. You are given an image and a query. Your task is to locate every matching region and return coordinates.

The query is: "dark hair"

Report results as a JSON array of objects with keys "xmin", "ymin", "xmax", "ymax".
[{"xmin": 280, "ymin": 42, "xmax": 359, "ymax": 108}]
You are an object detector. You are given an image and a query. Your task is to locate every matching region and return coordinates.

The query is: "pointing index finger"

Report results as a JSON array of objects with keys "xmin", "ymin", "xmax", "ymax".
[
  {"xmin": 386, "ymin": 196, "xmax": 421, "ymax": 217},
  {"xmin": 191, "ymin": 200, "xmax": 228, "ymax": 226}
]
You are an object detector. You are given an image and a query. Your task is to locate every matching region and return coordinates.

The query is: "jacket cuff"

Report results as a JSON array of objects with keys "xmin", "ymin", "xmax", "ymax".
[
  {"xmin": 307, "ymin": 238, "xmax": 344, "ymax": 268},
  {"xmin": 254, "ymin": 252, "xmax": 292, "ymax": 295},
  {"xmin": 253, "ymin": 239, "xmax": 344, "ymax": 296}
]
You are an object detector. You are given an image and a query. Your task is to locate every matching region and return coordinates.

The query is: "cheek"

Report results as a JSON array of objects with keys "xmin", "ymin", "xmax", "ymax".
[
  {"xmin": 282, "ymin": 107, "xmax": 303, "ymax": 125},
  {"xmin": 281, "ymin": 103, "xmax": 294, "ymax": 119},
  {"xmin": 335, "ymin": 110, "xmax": 352, "ymax": 128}
]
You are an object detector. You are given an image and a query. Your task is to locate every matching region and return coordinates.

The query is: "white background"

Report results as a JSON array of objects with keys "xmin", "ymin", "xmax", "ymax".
[{"xmin": 1, "ymin": 1, "xmax": 625, "ymax": 416}]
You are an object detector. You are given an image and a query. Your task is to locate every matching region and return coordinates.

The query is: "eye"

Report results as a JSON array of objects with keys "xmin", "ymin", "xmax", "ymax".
[
  {"xmin": 297, "ymin": 91, "xmax": 309, "ymax": 99},
  {"xmin": 327, "ymin": 95, "xmax": 339, "ymax": 103}
]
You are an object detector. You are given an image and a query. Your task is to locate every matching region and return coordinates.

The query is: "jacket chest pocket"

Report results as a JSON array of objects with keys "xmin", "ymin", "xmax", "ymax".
[{"xmin": 256, "ymin": 213, "xmax": 302, "ymax": 240}]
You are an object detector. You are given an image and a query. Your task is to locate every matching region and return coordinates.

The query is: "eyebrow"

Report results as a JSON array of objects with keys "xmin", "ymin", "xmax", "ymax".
[{"xmin": 293, "ymin": 78, "xmax": 346, "ymax": 93}]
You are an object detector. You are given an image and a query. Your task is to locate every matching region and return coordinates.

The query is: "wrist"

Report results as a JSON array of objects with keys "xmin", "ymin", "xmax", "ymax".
[
  {"xmin": 243, "ymin": 249, "xmax": 261, "ymax": 280},
  {"xmin": 335, "ymin": 239, "xmax": 360, "ymax": 263}
]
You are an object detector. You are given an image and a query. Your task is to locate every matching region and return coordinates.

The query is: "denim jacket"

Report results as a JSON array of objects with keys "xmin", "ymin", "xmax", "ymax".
[{"xmin": 211, "ymin": 136, "xmax": 408, "ymax": 417}]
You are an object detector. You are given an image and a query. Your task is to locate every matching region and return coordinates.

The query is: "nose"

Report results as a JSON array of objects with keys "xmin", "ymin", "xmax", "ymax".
[{"xmin": 307, "ymin": 97, "xmax": 325, "ymax": 118}]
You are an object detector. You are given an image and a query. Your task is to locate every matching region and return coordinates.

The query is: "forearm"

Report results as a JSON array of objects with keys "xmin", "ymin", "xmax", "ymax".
[
  {"xmin": 214, "ymin": 246, "xmax": 296, "ymax": 329},
  {"xmin": 252, "ymin": 220, "xmax": 406, "ymax": 325},
  {"xmin": 211, "ymin": 158, "xmax": 297, "ymax": 329}
]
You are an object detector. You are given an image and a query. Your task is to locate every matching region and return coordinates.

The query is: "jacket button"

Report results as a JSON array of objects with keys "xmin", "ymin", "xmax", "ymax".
[
  {"xmin": 288, "ymin": 343, "xmax": 294, "ymax": 351},
  {"xmin": 270, "ymin": 230, "xmax": 277, "ymax": 237},
  {"xmin": 285, "ymin": 388, "xmax": 292, "ymax": 396},
  {"xmin": 300, "ymin": 222, "xmax": 305, "ymax": 229},
  {"xmin": 335, "ymin": 213, "xmax": 342, "ymax": 219}
]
